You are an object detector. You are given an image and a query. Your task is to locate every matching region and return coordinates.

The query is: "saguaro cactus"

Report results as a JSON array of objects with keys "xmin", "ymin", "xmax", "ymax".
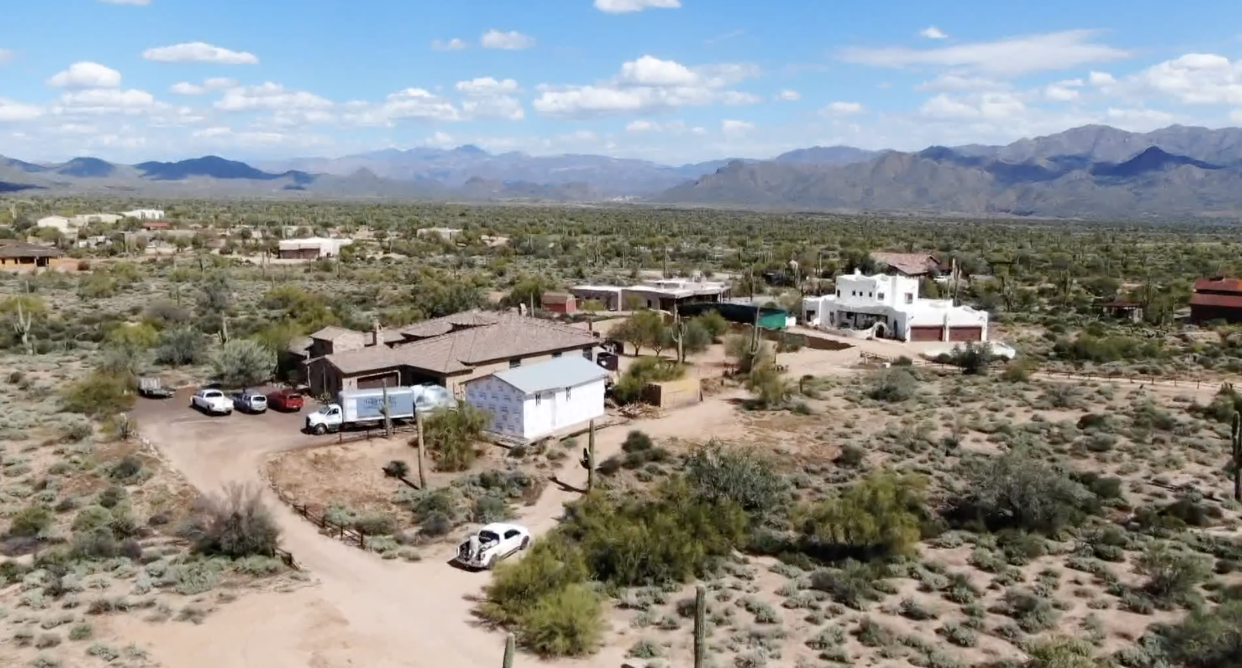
[
  {"xmin": 502, "ymin": 632, "xmax": 515, "ymax": 668},
  {"xmin": 13, "ymin": 299, "xmax": 34, "ymax": 356},
  {"xmin": 1232, "ymin": 411, "xmax": 1242, "ymax": 502},
  {"xmin": 693, "ymin": 584, "xmax": 706, "ymax": 668},
  {"xmin": 415, "ymin": 410, "xmax": 428, "ymax": 488},
  {"xmin": 581, "ymin": 419, "xmax": 596, "ymax": 492}
]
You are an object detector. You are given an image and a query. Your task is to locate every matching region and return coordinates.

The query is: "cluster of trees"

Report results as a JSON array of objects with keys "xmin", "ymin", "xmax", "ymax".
[{"xmin": 609, "ymin": 309, "xmax": 728, "ymax": 361}]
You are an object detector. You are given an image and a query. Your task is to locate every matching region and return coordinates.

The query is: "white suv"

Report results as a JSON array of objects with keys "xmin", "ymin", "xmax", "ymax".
[{"xmin": 191, "ymin": 388, "xmax": 233, "ymax": 416}]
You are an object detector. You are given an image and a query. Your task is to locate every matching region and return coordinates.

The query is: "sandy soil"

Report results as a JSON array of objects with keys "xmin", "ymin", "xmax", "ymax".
[{"xmin": 131, "ymin": 387, "xmax": 748, "ymax": 668}]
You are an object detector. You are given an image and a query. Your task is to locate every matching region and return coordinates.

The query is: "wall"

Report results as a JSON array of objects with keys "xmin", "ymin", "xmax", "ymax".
[
  {"xmin": 521, "ymin": 378, "xmax": 606, "ymax": 440},
  {"xmin": 464, "ymin": 375, "xmax": 526, "ymax": 436}
]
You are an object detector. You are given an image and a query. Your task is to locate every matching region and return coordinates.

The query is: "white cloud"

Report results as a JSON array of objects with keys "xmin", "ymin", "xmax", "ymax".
[
  {"xmin": 56, "ymin": 88, "xmax": 159, "ymax": 114},
  {"xmin": 840, "ymin": 30, "xmax": 1129, "ymax": 77},
  {"xmin": 47, "ymin": 62, "xmax": 121, "ymax": 88},
  {"xmin": 1105, "ymin": 107, "xmax": 1175, "ymax": 131},
  {"xmin": 0, "ymin": 99, "xmax": 41, "ymax": 122},
  {"xmin": 1088, "ymin": 71, "xmax": 1116, "ymax": 86},
  {"xmin": 481, "ymin": 30, "xmax": 535, "ymax": 50},
  {"xmin": 823, "ymin": 101, "xmax": 865, "ymax": 116},
  {"xmin": 427, "ymin": 131, "xmax": 455, "ymax": 147},
  {"xmin": 1127, "ymin": 53, "xmax": 1242, "ymax": 104},
  {"xmin": 0, "ymin": 49, "xmax": 13, "ymax": 65},
  {"xmin": 619, "ymin": 56, "xmax": 698, "ymax": 86},
  {"xmin": 1045, "ymin": 79, "xmax": 1084, "ymax": 101},
  {"xmin": 920, "ymin": 26, "xmax": 948, "ymax": 40},
  {"xmin": 171, "ymin": 78, "xmax": 235, "ymax": 95},
  {"xmin": 625, "ymin": 119, "xmax": 687, "ymax": 133},
  {"xmin": 1232, "ymin": 109, "xmax": 1242, "ymax": 123},
  {"xmin": 192, "ymin": 126, "xmax": 289, "ymax": 145},
  {"xmin": 215, "ymin": 82, "xmax": 332, "ymax": 111},
  {"xmin": 142, "ymin": 42, "xmax": 259, "ymax": 65},
  {"xmin": 532, "ymin": 55, "xmax": 760, "ymax": 118},
  {"xmin": 776, "ymin": 89, "xmax": 801, "ymax": 101},
  {"xmin": 594, "ymin": 0, "xmax": 680, "ymax": 13},
  {"xmin": 456, "ymin": 77, "xmax": 519, "ymax": 95},
  {"xmin": 919, "ymin": 92, "xmax": 1025, "ymax": 120},
  {"xmin": 346, "ymin": 88, "xmax": 461, "ymax": 125},
  {"xmin": 431, "ymin": 38, "xmax": 467, "ymax": 51},
  {"xmin": 721, "ymin": 119, "xmax": 754, "ymax": 135}
]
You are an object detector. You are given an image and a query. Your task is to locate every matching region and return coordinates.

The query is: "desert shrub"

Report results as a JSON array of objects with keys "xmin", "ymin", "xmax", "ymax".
[
  {"xmin": 70, "ymin": 528, "xmax": 120, "ymax": 560},
  {"xmin": 866, "ymin": 368, "xmax": 919, "ymax": 402},
  {"xmin": 949, "ymin": 449, "xmax": 1096, "ymax": 535},
  {"xmin": 352, "ymin": 513, "xmax": 397, "ymax": 536},
  {"xmin": 1136, "ymin": 542, "xmax": 1209, "ymax": 608},
  {"xmin": 182, "ymin": 484, "xmax": 280, "ymax": 558},
  {"xmin": 512, "ymin": 583, "xmax": 603, "ymax": 657},
  {"xmin": 799, "ymin": 471, "xmax": 928, "ymax": 559},
  {"xmin": 998, "ymin": 589, "xmax": 1060, "ymax": 633},
  {"xmin": 420, "ymin": 406, "xmax": 488, "ymax": 472},
  {"xmin": 482, "ymin": 536, "xmax": 591, "ymax": 625},
  {"xmin": 684, "ymin": 441, "xmax": 789, "ymax": 519},
  {"xmin": 1024, "ymin": 637, "xmax": 1099, "ymax": 668},
  {"xmin": 61, "ymin": 372, "xmax": 133, "ymax": 418},
  {"xmin": 471, "ymin": 495, "xmax": 510, "ymax": 524},
  {"xmin": 938, "ymin": 343, "xmax": 995, "ymax": 375},
  {"xmin": 1154, "ymin": 599, "xmax": 1242, "ymax": 668},
  {"xmin": 836, "ymin": 444, "xmax": 866, "ymax": 468},
  {"xmin": 809, "ymin": 561, "xmax": 886, "ymax": 609},
  {"xmin": 9, "ymin": 505, "xmax": 53, "ymax": 538},
  {"xmin": 154, "ymin": 327, "xmax": 201, "ymax": 367},
  {"xmin": 561, "ymin": 478, "xmax": 747, "ymax": 586},
  {"xmin": 108, "ymin": 455, "xmax": 144, "ymax": 483},
  {"xmin": 209, "ymin": 339, "xmax": 275, "ymax": 388},
  {"xmin": 611, "ymin": 356, "xmax": 686, "ymax": 404}
]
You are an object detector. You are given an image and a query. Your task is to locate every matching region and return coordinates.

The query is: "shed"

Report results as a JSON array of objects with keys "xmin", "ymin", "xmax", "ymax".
[
  {"xmin": 541, "ymin": 291, "xmax": 577, "ymax": 314},
  {"xmin": 464, "ymin": 356, "xmax": 609, "ymax": 441}
]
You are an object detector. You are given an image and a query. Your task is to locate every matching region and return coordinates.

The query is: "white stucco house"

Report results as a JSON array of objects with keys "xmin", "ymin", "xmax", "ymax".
[
  {"xmin": 802, "ymin": 270, "xmax": 989, "ymax": 342},
  {"xmin": 278, "ymin": 237, "xmax": 353, "ymax": 259},
  {"xmin": 70, "ymin": 213, "xmax": 124, "ymax": 226},
  {"xmin": 464, "ymin": 356, "xmax": 609, "ymax": 441},
  {"xmin": 122, "ymin": 209, "xmax": 165, "ymax": 220},
  {"xmin": 36, "ymin": 216, "xmax": 74, "ymax": 234}
]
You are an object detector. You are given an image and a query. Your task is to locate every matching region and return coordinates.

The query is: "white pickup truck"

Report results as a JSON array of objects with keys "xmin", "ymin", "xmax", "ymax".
[
  {"xmin": 191, "ymin": 388, "xmax": 233, "ymax": 416},
  {"xmin": 453, "ymin": 523, "xmax": 531, "ymax": 570}
]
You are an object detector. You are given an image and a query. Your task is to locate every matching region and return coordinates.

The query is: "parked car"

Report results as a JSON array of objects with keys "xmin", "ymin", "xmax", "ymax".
[
  {"xmin": 191, "ymin": 388, "xmax": 233, "ymax": 416},
  {"xmin": 232, "ymin": 390, "xmax": 268, "ymax": 414},
  {"xmin": 138, "ymin": 376, "xmax": 174, "ymax": 399},
  {"xmin": 267, "ymin": 388, "xmax": 305, "ymax": 412},
  {"xmin": 453, "ymin": 522, "xmax": 531, "ymax": 570}
]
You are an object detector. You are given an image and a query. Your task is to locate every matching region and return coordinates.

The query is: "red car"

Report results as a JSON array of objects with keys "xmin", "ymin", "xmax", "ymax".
[{"xmin": 266, "ymin": 388, "xmax": 305, "ymax": 412}]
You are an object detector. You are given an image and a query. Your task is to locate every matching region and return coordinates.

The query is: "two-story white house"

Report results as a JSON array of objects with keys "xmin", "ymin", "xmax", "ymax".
[
  {"xmin": 802, "ymin": 270, "xmax": 989, "ymax": 342},
  {"xmin": 463, "ymin": 355, "xmax": 609, "ymax": 441}
]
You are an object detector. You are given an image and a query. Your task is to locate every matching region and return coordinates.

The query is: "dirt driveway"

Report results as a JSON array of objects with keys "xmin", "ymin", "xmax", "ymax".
[{"xmin": 128, "ymin": 387, "xmax": 747, "ymax": 668}]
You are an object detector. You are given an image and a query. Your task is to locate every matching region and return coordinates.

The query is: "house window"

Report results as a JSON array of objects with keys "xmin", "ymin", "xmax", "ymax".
[
  {"xmin": 509, "ymin": 358, "xmax": 522, "ymax": 369},
  {"xmin": 566, "ymin": 386, "xmax": 572, "ymax": 400},
  {"xmin": 552, "ymin": 352, "xmax": 563, "ymax": 359},
  {"xmin": 582, "ymin": 348, "xmax": 593, "ymax": 360},
  {"xmin": 535, "ymin": 393, "xmax": 542, "ymax": 406},
  {"xmin": 868, "ymin": 292, "xmax": 873, "ymax": 298},
  {"xmin": 905, "ymin": 293, "xmax": 914, "ymax": 304},
  {"xmin": 836, "ymin": 290, "xmax": 840, "ymax": 297},
  {"xmin": 877, "ymin": 293, "xmax": 885, "ymax": 301}
]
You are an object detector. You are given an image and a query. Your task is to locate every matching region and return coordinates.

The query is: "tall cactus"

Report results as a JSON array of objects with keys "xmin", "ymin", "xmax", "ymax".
[
  {"xmin": 502, "ymin": 632, "xmax": 515, "ymax": 668},
  {"xmin": 13, "ymin": 299, "xmax": 34, "ymax": 356},
  {"xmin": 693, "ymin": 584, "xmax": 706, "ymax": 668},
  {"xmin": 671, "ymin": 306, "xmax": 685, "ymax": 364},
  {"xmin": 1232, "ymin": 411, "xmax": 1242, "ymax": 502},
  {"xmin": 582, "ymin": 419, "xmax": 596, "ymax": 492}
]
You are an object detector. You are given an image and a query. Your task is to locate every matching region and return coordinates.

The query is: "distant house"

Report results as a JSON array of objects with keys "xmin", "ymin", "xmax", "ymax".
[
  {"xmin": 464, "ymin": 356, "xmax": 609, "ymax": 441},
  {"xmin": 36, "ymin": 216, "xmax": 74, "ymax": 234},
  {"xmin": 416, "ymin": 227, "xmax": 463, "ymax": 241},
  {"xmin": 1190, "ymin": 277, "xmax": 1242, "ymax": 324},
  {"xmin": 570, "ymin": 278, "xmax": 729, "ymax": 313},
  {"xmin": 70, "ymin": 213, "xmax": 124, "ymax": 226},
  {"xmin": 541, "ymin": 292, "xmax": 577, "ymax": 314},
  {"xmin": 143, "ymin": 221, "xmax": 171, "ymax": 232},
  {"xmin": 302, "ymin": 310, "xmax": 601, "ymax": 397},
  {"xmin": 0, "ymin": 241, "xmax": 63, "ymax": 268},
  {"xmin": 123, "ymin": 209, "xmax": 165, "ymax": 221},
  {"xmin": 278, "ymin": 237, "xmax": 352, "ymax": 260},
  {"xmin": 871, "ymin": 252, "xmax": 941, "ymax": 278},
  {"xmin": 802, "ymin": 270, "xmax": 988, "ymax": 342}
]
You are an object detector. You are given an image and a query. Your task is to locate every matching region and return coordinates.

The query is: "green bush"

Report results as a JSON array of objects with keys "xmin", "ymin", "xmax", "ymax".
[
  {"xmin": 799, "ymin": 471, "xmax": 928, "ymax": 559},
  {"xmin": 61, "ymin": 372, "xmax": 133, "ymax": 418},
  {"xmin": 684, "ymin": 442, "xmax": 789, "ymax": 518},
  {"xmin": 866, "ymin": 368, "xmax": 919, "ymax": 402},
  {"xmin": 420, "ymin": 406, "xmax": 488, "ymax": 472},
  {"xmin": 183, "ymin": 484, "xmax": 280, "ymax": 559},
  {"xmin": 9, "ymin": 505, "xmax": 53, "ymax": 538},
  {"xmin": 209, "ymin": 339, "xmax": 276, "ymax": 388},
  {"xmin": 513, "ymin": 583, "xmax": 603, "ymax": 657},
  {"xmin": 482, "ymin": 537, "xmax": 591, "ymax": 625},
  {"xmin": 1136, "ymin": 542, "xmax": 1209, "ymax": 608}
]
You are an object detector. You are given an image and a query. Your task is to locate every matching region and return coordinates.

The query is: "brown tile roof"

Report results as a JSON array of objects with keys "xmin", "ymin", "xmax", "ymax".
[
  {"xmin": 871, "ymin": 251, "xmax": 939, "ymax": 276},
  {"xmin": 1193, "ymin": 277, "xmax": 1242, "ymax": 294},
  {"xmin": 310, "ymin": 325, "xmax": 361, "ymax": 341},
  {"xmin": 326, "ymin": 311, "xmax": 599, "ymax": 376},
  {"xmin": 1190, "ymin": 293, "xmax": 1242, "ymax": 309},
  {"xmin": 0, "ymin": 242, "xmax": 62, "ymax": 259}
]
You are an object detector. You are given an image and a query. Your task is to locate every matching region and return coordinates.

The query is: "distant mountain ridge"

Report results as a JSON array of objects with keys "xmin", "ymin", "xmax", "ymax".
[{"xmin": 7, "ymin": 124, "xmax": 1242, "ymax": 216}]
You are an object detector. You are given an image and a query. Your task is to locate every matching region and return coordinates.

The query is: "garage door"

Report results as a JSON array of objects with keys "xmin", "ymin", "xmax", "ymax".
[
  {"xmin": 356, "ymin": 372, "xmax": 400, "ymax": 390},
  {"xmin": 908, "ymin": 326, "xmax": 943, "ymax": 342},
  {"xmin": 949, "ymin": 327, "xmax": 983, "ymax": 342}
]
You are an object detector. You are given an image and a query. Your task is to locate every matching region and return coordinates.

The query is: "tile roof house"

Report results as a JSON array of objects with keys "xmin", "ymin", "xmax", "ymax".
[
  {"xmin": 1190, "ymin": 277, "xmax": 1242, "ymax": 324},
  {"xmin": 870, "ymin": 252, "xmax": 942, "ymax": 278},
  {"xmin": 0, "ymin": 241, "xmax": 63, "ymax": 267},
  {"xmin": 303, "ymin": 310, "xmax": 602, "ymax": 397}
]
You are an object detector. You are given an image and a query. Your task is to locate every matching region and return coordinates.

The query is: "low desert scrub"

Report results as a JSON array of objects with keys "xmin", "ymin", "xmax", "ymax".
[{"xmin": 178, "ymin": 483, "xmax": 280, "ymax": 559}]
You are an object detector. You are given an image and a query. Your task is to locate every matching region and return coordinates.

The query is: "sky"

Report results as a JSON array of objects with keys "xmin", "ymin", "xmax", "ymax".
[{"xmin": 2, "ymin": 0, "xmax": 1242, "ymax": 165}]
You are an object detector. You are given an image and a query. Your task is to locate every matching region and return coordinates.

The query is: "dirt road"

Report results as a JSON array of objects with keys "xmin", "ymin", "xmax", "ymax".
[{"xmin": 127, "ymin": 391, "xmax": 746, "ymax": 668}]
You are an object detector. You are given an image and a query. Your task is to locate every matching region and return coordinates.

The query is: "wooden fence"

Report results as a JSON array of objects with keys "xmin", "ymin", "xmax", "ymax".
[
  {"xmin": 268, "ymin": 480, "xmax": 372, "ymax": 552},
  {"xmin": 332, "ymin": 421, "xmax": 418, "ymax": 445}
]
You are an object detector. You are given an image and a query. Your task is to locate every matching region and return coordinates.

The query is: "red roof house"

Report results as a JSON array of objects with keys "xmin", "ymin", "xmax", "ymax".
[{"xmin": 1190, "ymin": 277, "xmax": 1242, "ymax": 324}]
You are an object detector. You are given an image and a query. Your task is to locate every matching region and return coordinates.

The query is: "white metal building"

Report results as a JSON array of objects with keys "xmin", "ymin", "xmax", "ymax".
[
  {"xmin": 802, "ymin": 270, "xmax": 989, "ymax": 342},
  {"xmin": 464, "ymin": 356, "xmax": 609, "ymax": 441},
  {"xmin": 123, "ymin": 209, "xmax": 165, "ymax": 220},
  {"xmin": 278, "ymin": 237, "xmax": 353, "ymax": 259}
]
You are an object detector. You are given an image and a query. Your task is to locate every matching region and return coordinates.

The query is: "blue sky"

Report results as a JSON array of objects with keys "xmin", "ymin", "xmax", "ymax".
[{"xmin": 2, "ymin": 0, "xmax": 1242, "ymax": 163}]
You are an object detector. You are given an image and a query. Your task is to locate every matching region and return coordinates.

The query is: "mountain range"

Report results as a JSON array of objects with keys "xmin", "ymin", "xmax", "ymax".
[{"xmin": 7, "ymin": 124, "xmax": 1242, "ymax": 218}]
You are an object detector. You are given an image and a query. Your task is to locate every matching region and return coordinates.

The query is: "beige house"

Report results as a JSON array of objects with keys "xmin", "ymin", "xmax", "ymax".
[{"xmin": 302, "ymin": 311, "xmax": 601, "ymax": 398}]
